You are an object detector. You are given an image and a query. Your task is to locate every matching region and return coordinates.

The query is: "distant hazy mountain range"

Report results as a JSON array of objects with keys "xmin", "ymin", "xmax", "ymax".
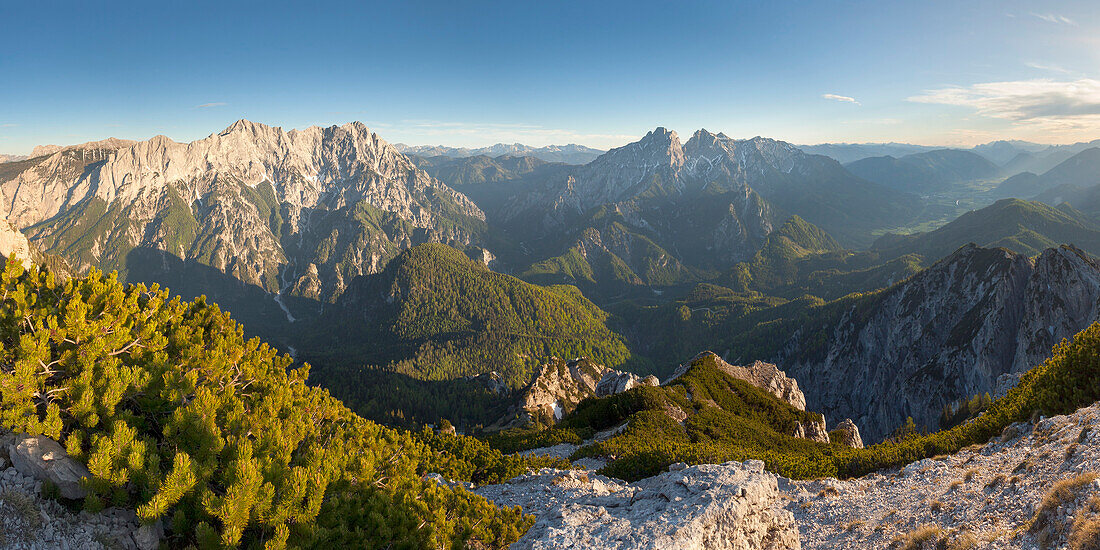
[
  {"xmin": 800, "ymin": 138, "xmax": 1100, "ymax": 172},
  {"xmin": 796, "ymin": 143, "xmax": 943, "ymax": 164},
  {"xmin": 394, "ymin": 142, "xmax": 604, "ymax": 164},
  {"xmin": 845, "ymin": 148, "xmax": 1000, "ymax": 192}
]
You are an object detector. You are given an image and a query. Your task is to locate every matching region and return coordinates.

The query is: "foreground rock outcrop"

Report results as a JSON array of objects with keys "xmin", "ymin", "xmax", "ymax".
[
  {"xmin": 0, "ymin": 432, "xmax": 160, "ymax": 549},
  {"xmin": 478, "ymin": 402, "xmax": 1100, "ymax": 548},
  {"xmin": 475, "ymin": 461, "xmax": 800, "ymax": 549}
]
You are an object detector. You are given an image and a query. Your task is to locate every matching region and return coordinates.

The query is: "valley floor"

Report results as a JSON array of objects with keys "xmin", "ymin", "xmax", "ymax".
[{"xmin": 476, "ymin": 403, "xmax": 1100, "ymax": 549}]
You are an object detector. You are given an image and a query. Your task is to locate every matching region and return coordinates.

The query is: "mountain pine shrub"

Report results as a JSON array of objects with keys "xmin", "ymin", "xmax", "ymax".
[{"xmin": 0, "ymin": 259, "xmax": 539, "ymax": 548}]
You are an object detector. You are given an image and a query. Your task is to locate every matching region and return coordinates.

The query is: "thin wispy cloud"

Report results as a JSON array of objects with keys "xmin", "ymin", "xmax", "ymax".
[
  {"xmin": 1030, "ymin": 12, "xmax": 1076, "ymax": 25},
  {"xmin": 909, "ymin": 78, "xmax": 1100, "ymax": 139},
  {"xmin": 822, "ymin": 94, "xmax": 860, "ymax": 105},
  {"xmin": 195, "ymin": 102, "xmax": 227, "ymax": 108},
  {"xmin": 0, "ymin": 124, "xmax": 17, "ymax": 128},
  {"xmin": 1025, "ymin": 61, "xmax": 1073, "ymax": 75}
]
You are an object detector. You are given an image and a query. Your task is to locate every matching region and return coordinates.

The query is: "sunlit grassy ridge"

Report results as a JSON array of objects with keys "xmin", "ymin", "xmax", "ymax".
[{"xmin": 493, "ymin": 321, "xmax": 1100, "ymax": 482}]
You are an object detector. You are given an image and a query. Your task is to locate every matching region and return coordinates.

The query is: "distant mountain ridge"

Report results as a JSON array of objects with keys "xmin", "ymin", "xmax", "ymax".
[
  {"xmin": 797, "ymin": 142, "xmax": 941, "ymax": 164},
  {"xmin": 409, "ymin": 153, "xmax": 566, "ymax": 187},
  {"xmin": 872, "ymin": 198, "xmax": 1100, "ymax": 260},
  {"xmin": 995, "ymin": 147, "xmax": 1100, "ymax": 202},
  {"xmin": 0, "ymin": 120, "xmax": 488, "ymax": 340},
  {"xmin": 395, "ymin": 142, "xmax": 604, "ymax": 164},
  {"xmin": 845, "ymin": 149, "xmax": 1000, "ymax": 192},
  {"xmin": 499, "ymin": 127, "xmax": 919, "ymax": 248},
  {"xmin": 799, "ymin": 139, "xmax": 1100, "ymax": 173}
]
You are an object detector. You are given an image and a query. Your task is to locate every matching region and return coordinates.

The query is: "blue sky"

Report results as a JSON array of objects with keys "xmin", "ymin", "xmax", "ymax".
[{"xmin": 2, "ymin": 0, "xmax": 1099, "ymax": 153}]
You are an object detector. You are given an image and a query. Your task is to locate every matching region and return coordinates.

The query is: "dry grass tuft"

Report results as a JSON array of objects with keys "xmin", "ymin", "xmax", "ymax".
[
  {"xmin": 947, "ymin": 531, "xmax": 978, "ymax": 550},
  {"xmin": 893, "ymin": 524, "xmax": 945, "ymax": 550},
  {"xmin": 986, "ymin": 473, "xmax": 1007, "ymax": 489},
  {"xmin": 963, "ymin": 468, "xmax": 979, "ymax": 483},
  {"xmin": 1068, "ymin": 496, "xmax": 1100, "ymax": 550},
  {"xmin": 1069, "ymin": 516, "xmax": 1100, "ymax": 550},
  {"xmin": 1032, "ymin": 472, "xmax": 1099, "ymax": 533}
]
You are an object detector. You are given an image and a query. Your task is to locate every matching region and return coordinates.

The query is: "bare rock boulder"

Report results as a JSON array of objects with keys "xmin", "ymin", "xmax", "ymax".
[
  {"xmin": 8, "ymin": 434, "xmax": 91, "ymax": 499},
  {"xmin": 133, "ymin": 519, "xmax": 165, "ymax": 550},
  {"xmin": 475, "ymin": 461, "xmax": 801, "ymax": 549},
  {"xmin": 792, "ymin": 416, "xmax": 830, "ymax": 444},
  {"xmin": 831, "ymin": 419, "xmax": 864, "ymax": 449},
  {"xmin": 596, "ymin": 369, "xmax": 658, "ymax": 397}
]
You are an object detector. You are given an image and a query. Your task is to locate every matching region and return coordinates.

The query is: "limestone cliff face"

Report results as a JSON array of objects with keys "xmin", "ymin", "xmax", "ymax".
[
  {"xmin": 0, "ymin": 121, "xmax": 485, "ymax": 307},
  {"xmin": 778, "ymin": 244, "xmax": 1100, "ymax": 442},
  {"xmin": 0, "ymin": 219, "xmax": 34, "ymax": 267}
]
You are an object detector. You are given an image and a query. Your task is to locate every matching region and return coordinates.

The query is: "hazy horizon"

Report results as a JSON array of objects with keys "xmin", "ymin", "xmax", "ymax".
[{"xmin": 6, "ymin": 118, "xmax": 1100, "ymax": 159}]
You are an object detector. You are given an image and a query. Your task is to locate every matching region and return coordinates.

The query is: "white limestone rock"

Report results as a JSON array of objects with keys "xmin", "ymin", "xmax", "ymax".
[
  {"xmin": 8, "ymin": 435, "xmax": 91, "ymax": 499},
  {"xmin": 832, "ymin": 418, "xmax": 864, "ymax": 449},
  {"xmin": 476, "ymin": 461, "xmax": 800, "ymax": 549}
]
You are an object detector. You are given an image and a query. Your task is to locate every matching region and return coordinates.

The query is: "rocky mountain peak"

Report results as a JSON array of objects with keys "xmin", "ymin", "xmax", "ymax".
[
  {"xmin": 0, "ymin": 120, "xmax": 486, "ymax": 311},
  {"xmin": 624, "ymin": 126, "xmax": 685, "ymax": 167},
  {"xmin": 507, "ymin": 357, "xmax": 657, "ymax": 427},
  {"xmin": 687, "ymin": 128, "xmax": 720, "ymax": 146},
  {"xmin": 220, "ymin": 118, "xmax": 271, "ymax": 136}
]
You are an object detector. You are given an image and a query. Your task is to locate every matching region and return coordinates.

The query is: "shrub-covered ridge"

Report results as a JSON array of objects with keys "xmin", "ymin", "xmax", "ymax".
[
  {"xmin": 0, "ymin": 259, "xmax": 551, "ymax": 548},
  {"xmin": 494, "ymin": 320, "xmax": 1100, "ymax": 483}
]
